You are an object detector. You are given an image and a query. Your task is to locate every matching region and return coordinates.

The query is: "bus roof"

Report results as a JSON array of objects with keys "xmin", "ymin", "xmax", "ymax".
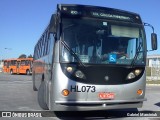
[
  {"xmin": 4, "ymin": 58, "xmax": 33, "ymax": 61},
  {"xmin": 3, "ymin": 58, "xmax": 17, "ymax": 61},
  {"xmin": 17, "ymin": 58, "xmax": 33, "ymax": 60}
]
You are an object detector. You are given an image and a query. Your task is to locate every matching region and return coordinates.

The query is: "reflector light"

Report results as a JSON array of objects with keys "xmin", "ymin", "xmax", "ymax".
[{"xmin": 62, "ymin": 89, "xmax": 70, "ymax": 96}]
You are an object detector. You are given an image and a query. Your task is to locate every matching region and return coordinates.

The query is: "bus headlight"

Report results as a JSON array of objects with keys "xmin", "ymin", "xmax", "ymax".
[
  {"xmin": 65, "ymin": 67, "xmax": 86, "ymax": 79},
  {"xmin": 127, "ymin": 72, "xmax": 135, "ymax": 79},
  {"xmin": 127, "ymin": 69, "xmax": 142, "ymax": 80},
  {"xmin": 134, "ymin": 69, "xmax": 142, "ymax": 76},
  {"xmin": 66, "ymin": 67, "xmax": 73, "ymax": 73},
  {"xmin": 75, "ymin": 70, "xmax": 86, "ymax": 79}
]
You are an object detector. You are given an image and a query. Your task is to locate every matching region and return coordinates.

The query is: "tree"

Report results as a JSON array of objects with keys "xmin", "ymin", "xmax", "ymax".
[
  {"xmin": 28, "ymin": 54, "xmax": 33, "ymax": 58},
  {"xmin": 19, "ymin": 54, "xmax": 27, "ymax": 58}
]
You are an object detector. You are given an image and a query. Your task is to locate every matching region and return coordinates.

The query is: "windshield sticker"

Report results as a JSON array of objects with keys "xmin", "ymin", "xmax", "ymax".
[
  {"xmin": 79, "ymin": 55, "xmax": 89, "ymax": 63},
  {"xmin": 109, "ymin": 54, "xmax": 117, "ymax": 63}
]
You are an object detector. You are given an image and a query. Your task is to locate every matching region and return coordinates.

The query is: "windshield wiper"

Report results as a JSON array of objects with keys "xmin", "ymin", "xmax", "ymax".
[
  {"xmin": 61, "ymin": 40, "xmax": 85, "ymax": 67},
  {"xmin": 131, "ymin": 42, "xmax": 143, "ymax": 66}
]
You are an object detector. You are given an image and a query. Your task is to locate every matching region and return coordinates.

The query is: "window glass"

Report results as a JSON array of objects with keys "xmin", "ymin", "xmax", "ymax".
[{"xmin": 60, "ymin": 18, "xmax": 145, "ymax": 65}]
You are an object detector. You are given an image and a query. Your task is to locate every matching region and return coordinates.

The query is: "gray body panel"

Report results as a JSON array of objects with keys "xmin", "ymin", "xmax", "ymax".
[{"xmin": 50, "ymin": 63, "xmax": 146, "ymax": 111}]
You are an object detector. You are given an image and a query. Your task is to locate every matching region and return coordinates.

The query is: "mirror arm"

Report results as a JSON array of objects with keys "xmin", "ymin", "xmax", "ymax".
[
  {"xmin": 143, "ymin": 23, "xmax": 154, "ymax": 33},
  {"xmin": 147, "ymin": 50, "xmax": 154, "ymax": 52}
]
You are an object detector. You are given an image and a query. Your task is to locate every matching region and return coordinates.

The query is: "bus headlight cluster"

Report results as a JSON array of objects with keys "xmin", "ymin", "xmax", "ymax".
[
  {"xmin": 127, "ymin": 69, "xmax": 142, "ymax": 80},
  {"xmin": 66, "ymin": 67, "xmax": 86, "ymax": 79}
]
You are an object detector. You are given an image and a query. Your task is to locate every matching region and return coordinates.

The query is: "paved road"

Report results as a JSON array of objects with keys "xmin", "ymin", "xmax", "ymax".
[
  {"xmin": 0, "ymin": 73, "xmax": 159, "ymax": 120},
  {"xmin": 0, "ymin": 73, "xmax": 41, "ymax": 111}
]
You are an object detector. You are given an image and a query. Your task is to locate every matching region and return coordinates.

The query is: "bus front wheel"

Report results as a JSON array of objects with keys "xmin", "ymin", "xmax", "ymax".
[
  {"xmin": 32, "ymin": 73, "xmax": 38, "ymax": 91},
  {"xmin": 26, "ymin": 70, "xmax": 30, "ymax": 75},
  {"xmin": 38, "ymin": 81, "xmax": 49, "ymax": 110}
]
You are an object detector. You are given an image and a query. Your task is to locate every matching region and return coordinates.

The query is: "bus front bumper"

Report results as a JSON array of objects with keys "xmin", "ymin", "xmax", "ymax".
[{"xmin": 53, "ymin": 98, "xmax": 147, "ymax": 111}]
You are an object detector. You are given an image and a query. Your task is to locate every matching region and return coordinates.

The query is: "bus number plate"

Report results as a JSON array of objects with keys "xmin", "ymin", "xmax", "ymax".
[{"xmin": 98, "ymin": 92, "xmax": 115, "ymax": 99}]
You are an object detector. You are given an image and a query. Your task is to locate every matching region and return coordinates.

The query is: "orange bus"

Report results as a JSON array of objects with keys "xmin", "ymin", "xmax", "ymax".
[
  {"xmin": 3, "ymin": 59, "xmax": 9, "ymax": 73},
  {"xmin": 8, "ymin": 59, "xmax": 17, "ymax": 74},
  {"xmin": 3, "ymin": 58, "xmax": 33, "ymax": 75},
  {"xmin": 3, "ymin": 58, "xmax": 17, "ymax": 73},
  {"xmin": 16, "ymin": 58, "xmax": 33, "ymax": 75}
]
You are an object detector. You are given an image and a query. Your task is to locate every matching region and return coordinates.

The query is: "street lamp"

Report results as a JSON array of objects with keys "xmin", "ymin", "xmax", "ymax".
[
  {"xmin": 4, "ymin": 48, "xmax": 12, "ymax": 50},
  {"xmin": 4, "ymin": 48, "xmax": 12, "ymax": 60}
]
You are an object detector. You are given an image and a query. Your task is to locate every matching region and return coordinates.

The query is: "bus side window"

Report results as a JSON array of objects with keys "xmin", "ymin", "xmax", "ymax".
[
  {"xmin": 49, "ymin": 33, "xmax": 55, "ymax": 54},
  {"xmin": 21, "ymin": 60, "xmax": 25, "ymax": 66}
]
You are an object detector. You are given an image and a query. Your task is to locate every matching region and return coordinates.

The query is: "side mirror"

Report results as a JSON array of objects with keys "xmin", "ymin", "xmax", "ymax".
[{"xmin": 151, "ymin": 33, "xmax": 157, "ymax": 50}]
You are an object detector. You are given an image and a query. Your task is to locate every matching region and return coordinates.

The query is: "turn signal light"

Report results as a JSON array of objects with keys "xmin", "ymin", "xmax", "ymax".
[
  {"xmin": 62, "ymin": 89, "xmax": 70, "ymax": 96},
  {"xmin": 137, "ymin": 89, "xmax": 143, "ymax": 95}
]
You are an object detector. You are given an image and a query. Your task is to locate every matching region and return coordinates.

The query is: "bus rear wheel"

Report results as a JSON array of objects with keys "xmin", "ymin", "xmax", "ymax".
[{"xmin": 38, "ymin": 81, "xmax": 49, "ymax": 110}]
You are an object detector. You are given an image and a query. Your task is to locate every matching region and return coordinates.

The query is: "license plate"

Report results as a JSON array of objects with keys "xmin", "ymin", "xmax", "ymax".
[{"xmin": 98, "ymin": 92, "xmax": 115, "ymax": 99}]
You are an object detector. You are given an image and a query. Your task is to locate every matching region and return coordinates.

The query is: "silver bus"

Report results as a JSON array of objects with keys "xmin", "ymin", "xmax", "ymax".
[{"xmin": 32, "ymin": 4, "xmax": 157, "ymax": 111}]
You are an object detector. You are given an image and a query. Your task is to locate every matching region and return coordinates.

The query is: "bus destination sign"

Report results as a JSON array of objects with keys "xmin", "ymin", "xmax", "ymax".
[{"xmin": 91, "ymin": 12, "xmax": 131, "ymax": 21}]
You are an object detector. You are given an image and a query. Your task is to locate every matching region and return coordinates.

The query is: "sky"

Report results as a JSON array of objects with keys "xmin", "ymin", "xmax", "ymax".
[{"xmin": 0, "ymin": 0, "xmax": 159, "ymax": 59}]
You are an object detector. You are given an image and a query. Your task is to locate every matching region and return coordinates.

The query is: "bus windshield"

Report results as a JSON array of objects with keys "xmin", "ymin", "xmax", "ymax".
[{"xmin": 60, "ymin": 18, "xmax": 146, "ymax": 65}]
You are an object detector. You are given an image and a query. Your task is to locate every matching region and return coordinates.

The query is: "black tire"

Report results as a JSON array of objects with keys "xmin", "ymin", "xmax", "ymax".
[
  {"xmin": 38, "ymin": 81, "xmax": 49, "ymax": 110},
  {"xmin": 10, "ymin": 70, "xmax": 13, "ymax": 75},
  {"xmin": 26, "ymin": 70, "xmax": 30, "ymax": 75}
]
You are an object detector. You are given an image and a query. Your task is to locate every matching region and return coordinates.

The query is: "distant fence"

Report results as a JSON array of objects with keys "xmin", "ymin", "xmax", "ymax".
[
  {"xmin": 147, "ymin": 76, "xmax": 160, "ymax": 81},
  {"xmin": 146, "ymin": 66, "xmax": 160, "ymax": 81}
]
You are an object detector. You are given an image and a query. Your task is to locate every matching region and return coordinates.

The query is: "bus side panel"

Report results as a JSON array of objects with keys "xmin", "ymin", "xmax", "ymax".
[
  {"xmin": 9, "ymin": 66, "xmax": 17, "ymax": 74},
  {"xmin": 3, "ymin": 66, "xmax": 8, "ymax": 73},
  {"xmin": 33, "ymin": 60, "xmax": 44, "ymax": 90}
]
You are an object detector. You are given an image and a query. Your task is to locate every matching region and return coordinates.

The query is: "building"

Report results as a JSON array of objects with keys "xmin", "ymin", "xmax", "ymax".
[
  {"xmin": 147, "ymin": 54, "xmax": 160, "ymax": 67},
  {"xmin": 147, "ymin": 55, "xmax": 160, "ymax": 80}
]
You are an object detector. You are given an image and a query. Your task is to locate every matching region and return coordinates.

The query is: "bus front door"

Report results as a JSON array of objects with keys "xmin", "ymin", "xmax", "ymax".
[{"xmin": 16, "ymin": 62, "xmax": 20, "ymax": 74}]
